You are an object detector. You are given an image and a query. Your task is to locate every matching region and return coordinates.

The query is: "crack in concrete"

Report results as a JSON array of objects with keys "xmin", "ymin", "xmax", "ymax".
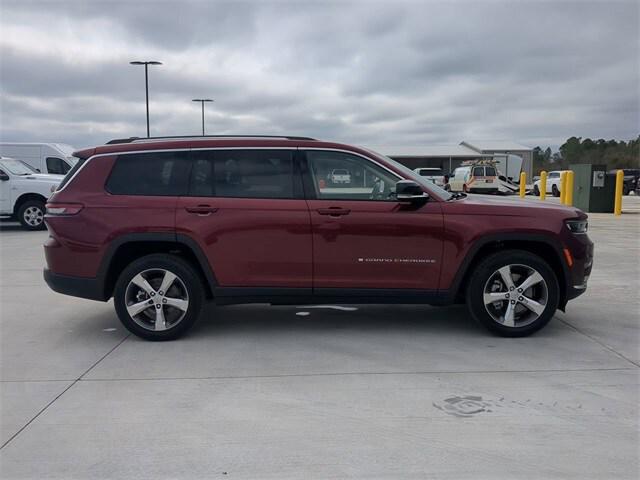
[{"xmin": 0, "ymin": 334, "xmax": 131, "ymax": 450}]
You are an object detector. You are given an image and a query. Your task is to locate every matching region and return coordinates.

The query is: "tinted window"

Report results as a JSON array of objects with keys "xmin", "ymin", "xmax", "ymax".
[
  {"xmin": 549, "ymin": 172, "xmax": 560, "ymax": 178},
  {"xmin": 485, "ymin": 166, "xmax": 497, "ymax": 176},
  {"xmin": 107, "ymin": 151, "xmax": 190, "ymax": 196},
  {"xmin": 46, "ymin": 157, "xmax": 70, "ymax": 175},
  {"xmin": 306, "ymin": 151, "xmax": 399, "ymax": 201},
  {"xmin": 472, "ymin": 166, "xmax": 485, "ymax": 176},
  {"xmin": 189, "ymin": 150, "xmax": 295, "ymax": 199}
]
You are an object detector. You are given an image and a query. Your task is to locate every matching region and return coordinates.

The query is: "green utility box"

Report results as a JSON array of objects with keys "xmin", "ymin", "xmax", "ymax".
[{"xmin": 571, "ymin": 163, "xmax": 615, "ymax": 213}]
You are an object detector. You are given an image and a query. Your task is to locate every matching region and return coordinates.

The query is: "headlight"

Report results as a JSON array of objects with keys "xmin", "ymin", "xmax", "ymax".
[{"xmin": 566, "ymin": 219, "xmax": 588, "ymax": 234}]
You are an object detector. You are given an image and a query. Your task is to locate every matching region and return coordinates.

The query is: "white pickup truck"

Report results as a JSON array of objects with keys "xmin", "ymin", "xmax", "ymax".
[
  {"xmin": 0, "ymin": 156, "xmax": 62, "ymax": 230},
  {"xmin": 329, "ymin": 169, "xmax": 352, "ymax": 184}
]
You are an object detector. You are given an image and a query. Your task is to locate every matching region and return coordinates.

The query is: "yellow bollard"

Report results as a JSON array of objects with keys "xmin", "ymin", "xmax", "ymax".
[
  {"xmin": 560, "ymin": 171, "xmax": 567, "ymax": 204},
  {"xmin": 539, "ymin": 171, "xmax": 547, "ymax": 200},
  {"xmin": 566, "ymin": 170, "xmax": 574, "ymax": 206},
  {"xmin": 519, "ymin": 172, "xmax": 526, "ymax": 198},
  {"xmin": 614, "ymin": 170, "xmax": 624, "ymax": 216}
]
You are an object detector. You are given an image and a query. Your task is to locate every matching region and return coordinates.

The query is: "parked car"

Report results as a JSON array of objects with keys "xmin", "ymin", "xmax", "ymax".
[
  {"xmin": 609, "ymin": 168, "xmax": 640, "ymax": 195},
  {"xmin": 0, "ymin": 156, "xmax": 61, "ymax": 230},
  {"xmin": 414, "ymin": 167, "xmax": 446, "ymax": 187},
  {"xmin": 329, "ymin": 168, "xmax": 351, "ymax": 184},
  {"xmin": 43, "ymin": 135, "xmax": 593, "ymax": 340},
  {"xmin": 0, "ymin": 143, "xmax": 77, "ymax": 175},
  {"xmin": 533, "ymin": 170, "xmax": 567, "ymax": 197},
  {"xmin": 449, "ymin": 164, "xmax": 500, "ymax": 194}
]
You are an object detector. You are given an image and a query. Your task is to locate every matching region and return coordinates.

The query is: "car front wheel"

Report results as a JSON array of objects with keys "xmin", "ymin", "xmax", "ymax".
[
  {"xmin": 466, "ymin": 250, "xmax": 560, "ymax": 337},
  {"xmin": 552, "ymin": 184, "xmax": 560, "ymax": 197},
  {"xmin": 113, "ymin": 254, "xmax": 204, "ymax": 341}
]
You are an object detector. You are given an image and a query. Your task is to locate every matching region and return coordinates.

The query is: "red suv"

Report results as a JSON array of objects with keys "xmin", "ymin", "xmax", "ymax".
[{"xmin": 43, "ymin": 136, "xmax": 593, "ymax": 340}]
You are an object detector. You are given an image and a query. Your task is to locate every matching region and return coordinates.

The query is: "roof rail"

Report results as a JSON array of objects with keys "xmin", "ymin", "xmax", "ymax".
[
  {"xmin": 106, "ymin": 137, "xmax": 141, "ymax": 144},
  {"xmin": 106, "ymin": 135, "xmax": 317, "ymax": 145}
]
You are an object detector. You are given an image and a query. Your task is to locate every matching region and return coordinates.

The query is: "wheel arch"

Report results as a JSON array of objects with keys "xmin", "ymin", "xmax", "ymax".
[
  {"xmin": 14, "ymin": 192, "xmax": 47, "ymax": 215},
  {"xmin": 99, "ymin": 233, "xmax": 217, "ymax": 300},
  {"xmin": 450, "ymin": 234, "xmax": 569, "ymax": 311}
]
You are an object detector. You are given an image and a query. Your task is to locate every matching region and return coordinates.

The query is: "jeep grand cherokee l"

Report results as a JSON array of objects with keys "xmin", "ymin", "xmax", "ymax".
[{"xmin": 43, "ymin": 136, "xmax": 593, "ymax": 340}]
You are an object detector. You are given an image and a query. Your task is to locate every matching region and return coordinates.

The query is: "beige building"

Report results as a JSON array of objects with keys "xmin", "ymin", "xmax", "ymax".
[{"xmin": 367, "ymin": 141, "xmax": 533, "ymax": 178}]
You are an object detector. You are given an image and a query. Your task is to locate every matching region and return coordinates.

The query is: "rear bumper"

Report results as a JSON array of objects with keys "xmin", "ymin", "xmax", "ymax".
[{"xmin": 43, "ymin": 268, "xmax": 107, "ymax": 301}]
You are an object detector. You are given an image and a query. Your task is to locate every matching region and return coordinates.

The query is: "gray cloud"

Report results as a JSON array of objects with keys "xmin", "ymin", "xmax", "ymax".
[{"xmin": 0, "ymin": 0, "xmax": 638, "ymax": 149}]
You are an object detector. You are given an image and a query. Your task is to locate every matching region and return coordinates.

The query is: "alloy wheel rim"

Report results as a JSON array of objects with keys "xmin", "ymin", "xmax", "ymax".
[
  {"xmin": 483, "ymin": 263, "xmax": 548, "ymax": 328},
  {"xmin": 24, "ymin": 206, "xmax": 43, "ymax": 226},
  {"xmin": 124, "ymin": 268, "xmax": 189, "ymax": 331}
]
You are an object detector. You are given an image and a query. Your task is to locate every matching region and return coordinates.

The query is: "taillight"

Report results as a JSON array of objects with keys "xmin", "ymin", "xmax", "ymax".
[{"xmin": 46, "ymin": 203, "xmax": 84, "ymax": 215}]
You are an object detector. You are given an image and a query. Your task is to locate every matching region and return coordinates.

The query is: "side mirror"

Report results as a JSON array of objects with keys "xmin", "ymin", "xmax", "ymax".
[
  {"xmin": 396, "ymin": 180, "xmax": 429, "ymax": 205},
  {"xmin": 0, "ymin": 171, "xmax": 9, "ymax": 181}
]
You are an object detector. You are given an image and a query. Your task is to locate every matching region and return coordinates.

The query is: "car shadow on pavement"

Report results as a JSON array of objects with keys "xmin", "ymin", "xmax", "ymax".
[
  {"xmin": 189, "ymin": 303, "xmax": 485, "ymax": 338},
  {"xmin": 0, "ymin": 222, "xmax": 25, "ymax": 231}
]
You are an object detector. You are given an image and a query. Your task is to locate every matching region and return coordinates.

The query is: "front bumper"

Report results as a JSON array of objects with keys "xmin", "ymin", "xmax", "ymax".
[
  {"xmin": 564, "ymin": 234, "xmax": 594, "ymax": 302},
  {"xmin": 43, "ymin": 268, "xmax": 107, "ymax": 301}
]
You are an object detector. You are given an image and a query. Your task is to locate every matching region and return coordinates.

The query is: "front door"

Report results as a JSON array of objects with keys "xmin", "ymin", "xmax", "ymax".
[
  {"xmin": 0, "ymin": 167, "xmax": 10, "ymax": 213},
  {"xmin": 303, "ymin": 150, "xmax": 444, "ymax": 291},
  {"xmin": 176, "ymin": 148, "xmax": 312, "ymax": 289}
]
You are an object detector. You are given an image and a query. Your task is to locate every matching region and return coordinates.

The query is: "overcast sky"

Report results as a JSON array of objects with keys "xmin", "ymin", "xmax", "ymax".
[{"xmin": 0, "ymin": 0, "xmax": 638, "ymax": 150}]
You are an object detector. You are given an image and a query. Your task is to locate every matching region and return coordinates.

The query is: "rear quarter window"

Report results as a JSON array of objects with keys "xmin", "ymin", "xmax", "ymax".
[{"xmin": 106, "ymin": 151, "xmax": 190, "ymax": 196}]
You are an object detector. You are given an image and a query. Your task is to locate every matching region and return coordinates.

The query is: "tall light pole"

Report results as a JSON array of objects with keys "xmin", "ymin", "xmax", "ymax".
[
  {"xmin": 192, "ymin": 99, "xmax": 214, "ymax": 136},
  {"xmin": 130, "ymin": 60, "xmax": 162, "ymax": 137}
]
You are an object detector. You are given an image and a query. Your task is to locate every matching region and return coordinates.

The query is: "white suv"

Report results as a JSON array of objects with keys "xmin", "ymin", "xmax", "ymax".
[
  {"xmin": 0, "ymin": 157, "xmax": 62, "ymax": 230},
  {"xmin": 533, "ymin": 170, "xmax": 566, "ymax": 197}
]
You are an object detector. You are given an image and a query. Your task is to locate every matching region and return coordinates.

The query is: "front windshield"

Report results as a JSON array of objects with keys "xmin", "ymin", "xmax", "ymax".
[
  {"xmin": 0, "ymin": 159, "xmax": 36, "ymax": 175},
  {"xmin": 364, "ymin": 148, "xmax": 453, "ymax": 200}
]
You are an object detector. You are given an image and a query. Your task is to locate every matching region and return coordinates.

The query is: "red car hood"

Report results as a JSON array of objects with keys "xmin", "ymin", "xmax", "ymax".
[{"xmin": 442, "ymin": 193, "xmax": 586, "ymax": 219}]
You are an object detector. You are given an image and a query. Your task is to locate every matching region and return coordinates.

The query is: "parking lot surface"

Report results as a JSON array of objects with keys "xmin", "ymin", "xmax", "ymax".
[{"xmin": 1, "ymin": 196, "xmax": 639, "ymax": 479}]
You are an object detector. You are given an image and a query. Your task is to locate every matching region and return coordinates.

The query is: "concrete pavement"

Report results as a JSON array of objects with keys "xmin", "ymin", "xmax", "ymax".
[{"xmin": 1, "ymin": 197, "xmax": 638, "ymax": 479}]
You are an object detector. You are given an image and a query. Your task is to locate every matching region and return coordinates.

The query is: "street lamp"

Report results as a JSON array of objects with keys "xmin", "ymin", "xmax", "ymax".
[
  {"xmin": 130, "ymin": 60, "xmax": 163, "ymax": 137},
  {"xmin": 192, "ymin": 99, "xmax": 214, "ymax": 136}
]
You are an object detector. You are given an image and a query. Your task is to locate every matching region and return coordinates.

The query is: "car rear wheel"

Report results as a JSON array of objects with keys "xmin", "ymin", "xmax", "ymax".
[
  {"xmin": 533, "ymin": 184, "xmax": 540, "ymax": 196},
  {"xmin": 466, "ymin": 250, "xmax": 559, "ymax": 337},
  {"xmin": 552, "ymin": 184, "xmax": 560, "ymax": 197},
  {"xmin": 17, "ymin": 200, "xmax": 46, "ymax": 231},
  {"xmin": 113, "ymin": 254, "xmax": 204, "ymax": 341}
]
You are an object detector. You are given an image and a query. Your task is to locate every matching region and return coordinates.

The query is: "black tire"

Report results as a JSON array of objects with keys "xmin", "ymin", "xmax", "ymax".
[
  {"xmin": 533, "ymin": 184, "xmax": 540, "ymax": 196},
  {"xmin": 465, "ymin": 250, "xmax": 560, "ymax": 337},
  {"xmin": 17, "ymin": 199, "xmax": 46, "ymax": 231},
  {"xmin": 552, "ymin": 184, "xmax": 560, "ymax": 197},
  {"xmin": 623, "ymin": 185, "xmax": 630, "ymax": 196},
  {"xmin": 113, "ymin": 254, "xmax": 204, "ymax": 341}
]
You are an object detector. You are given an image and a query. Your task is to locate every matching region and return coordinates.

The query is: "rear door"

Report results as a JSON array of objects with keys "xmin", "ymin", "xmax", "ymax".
[
  {"xmin": 176, "ymin": 148, "xmax": 312, "ymax": 289},
  {"xmin": 302, "ymin": 149, "xmax": 443, "ymax": 290}
]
